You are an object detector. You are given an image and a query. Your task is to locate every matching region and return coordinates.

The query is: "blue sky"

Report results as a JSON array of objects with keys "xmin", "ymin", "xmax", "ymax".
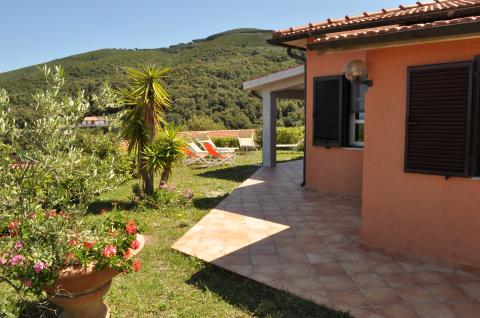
[{"xmin": 0, "ymin": 0, "xmax": 401, "ymax": 73}]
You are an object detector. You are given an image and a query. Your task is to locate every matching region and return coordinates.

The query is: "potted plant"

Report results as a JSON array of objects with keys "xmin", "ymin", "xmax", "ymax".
[
  {"xmin": 2, "ymin": 215, "xmax": 144, "ymax": 318},
  {"xmin": 0, "ymin": 67, "xmax": 139, "ymax": 317}
]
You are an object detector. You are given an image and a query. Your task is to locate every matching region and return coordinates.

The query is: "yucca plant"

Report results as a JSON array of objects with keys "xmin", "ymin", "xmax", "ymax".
[
  {"xmin": 144, "ymin": 124, "xmax": 186, "ymax": 185},
  {"xmin": 120, "ymin": 65, "xmax": 172, "ymax": 194}
]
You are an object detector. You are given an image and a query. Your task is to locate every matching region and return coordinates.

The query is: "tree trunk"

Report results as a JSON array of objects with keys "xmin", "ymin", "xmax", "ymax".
[
  {"xmin": 160, "ymin": 165, "xmax": 171, "ymax": 184},
  {"xmin": 137, "ymin": 142, "xmax": 154, "ymax": 195},
  {"xmin": 137, "ymin": 145, "xmax": 144, "ymax": 190},
  {"xmin": 144, "ymin": 111, "xmax": 156, "ymax": 195},
  {"xmin": 145, "ymin": 171, "xmax": 154, "ymax": 195}
]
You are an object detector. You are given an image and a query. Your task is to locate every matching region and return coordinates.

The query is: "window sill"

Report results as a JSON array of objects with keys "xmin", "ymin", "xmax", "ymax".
[{"xmin": 341, "ymin": 147, "xmax": 364, "ymax": 151}]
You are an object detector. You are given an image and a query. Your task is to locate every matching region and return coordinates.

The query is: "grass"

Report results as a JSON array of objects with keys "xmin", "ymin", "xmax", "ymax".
[{"xmin": 3, "ymin": 150, "xmax": 351, "ymax": 318}]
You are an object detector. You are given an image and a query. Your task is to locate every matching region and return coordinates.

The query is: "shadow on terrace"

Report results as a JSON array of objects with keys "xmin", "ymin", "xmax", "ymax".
[{"xmin": 187, "ymin": 264, "xmax": 349, "ymax": 318}]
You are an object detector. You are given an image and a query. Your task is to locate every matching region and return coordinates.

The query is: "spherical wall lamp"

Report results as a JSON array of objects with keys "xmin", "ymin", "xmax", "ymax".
[{"xmin": 344, "ymin": 60, "xmax": 373, "ymax": 87}]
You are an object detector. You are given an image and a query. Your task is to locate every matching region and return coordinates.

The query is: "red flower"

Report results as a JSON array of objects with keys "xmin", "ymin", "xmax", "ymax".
[
  {"xmin": 125, "ymin": 221, "xmax": 137, "ymax": 235},
  {"xmin": 8, "ymin": 221, "xmax": 18, "ymax": 230},
  {"xmin": 68, "ymin": 239, "xmax": 79, "ymax": 246},
  {"xmin": 133, "ymin": 259, "xmax": 141, "ymax": 272},
  {"xmin": 123, "ymin": 248, "xmax": 133, "ymax": 260},
  {"xmin": 7, "ymin": 221, "xmax": 19, "ymax": 237},
  {"xmin": 83, "ymin": 241, "xmax": 95, "ymax": 249},
  {"xmin": 131, "ymin": 239, "xmax": 140, "ymax": 250},
  {"xmin": 102, "ymin": 245, "xmax": 117, "ymax": 258},
  {"xmin": 47, "ymin": 210, "xmax": 57, "ymax": 218},
  {"xmin": 64, "ymin": 253, "xmax": 78, "ymax": 265}
]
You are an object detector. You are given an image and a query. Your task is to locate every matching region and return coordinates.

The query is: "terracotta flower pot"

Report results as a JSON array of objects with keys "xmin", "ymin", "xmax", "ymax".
[{"xmin": 44, "ymin": 234, "xmax": 145, "ymax": 318}]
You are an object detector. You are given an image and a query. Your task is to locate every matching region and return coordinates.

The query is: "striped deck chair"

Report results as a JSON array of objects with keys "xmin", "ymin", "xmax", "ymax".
[
  {"xmin": 197, "ymin": 135, "xmax": 238, "ymax": 153},
  {"xmin": 201, "ymin": 142, "xmax": 236, "ymax": 165},
  {"xmin": 182, "ymin": 146, "xmax": 211, "ymax": 166}
]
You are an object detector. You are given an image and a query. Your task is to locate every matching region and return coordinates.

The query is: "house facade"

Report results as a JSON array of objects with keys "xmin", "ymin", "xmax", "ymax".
[
  {"xmin": 266, "ymin": 1, "xmax": 480, "ymax": 271},
  {"xmin": 79, "ymin": 116, "xmax": 109, "ymax": 128}
]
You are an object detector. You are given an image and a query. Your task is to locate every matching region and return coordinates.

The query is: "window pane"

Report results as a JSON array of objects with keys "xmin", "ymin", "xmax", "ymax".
[
  {"xmin": 356, "ymin": 123, "xmax": 364, "ymax": 142},
  {"xmin": 356, "ymin": 112, "xmax": 365, "ymax": 120}
]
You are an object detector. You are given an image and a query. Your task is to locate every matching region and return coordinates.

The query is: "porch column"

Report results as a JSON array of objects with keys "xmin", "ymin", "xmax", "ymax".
[{"xmin": 262, "ymin": 91, "xmax": 276, "ymax": 167}]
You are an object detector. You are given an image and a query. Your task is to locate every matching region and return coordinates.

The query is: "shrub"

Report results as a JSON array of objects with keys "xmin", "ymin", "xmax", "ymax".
[
  {"xmin": 75, "ymin": 130, "xmax": 120, "ymax": 160},
  {"xmin": 277, "ymin": 126, "xmax": 304, "ymax": 145},
  {"xmin": 144, "ymin": 124, "xmax": 187, "ymax": 184},
  {"xmin": 136, "ymin": 183, "xmax": 193, "ymax": 211},
  {"xmin": 210, "ymin": 137, "xmax": 239, "ymax": 148},
  {"xmin": 0, "ymin": 66, "xmax": 131, "ymax": 315},
  {"xmin": 75, "ymin": 130, "xmax": 135, "ymax": 181},
  {"xmin": 255, "ymin": 127, "xmax": 304, "ymax": 149}
]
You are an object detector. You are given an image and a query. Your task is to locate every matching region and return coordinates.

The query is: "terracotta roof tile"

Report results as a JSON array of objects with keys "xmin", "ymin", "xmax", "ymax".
[
  {"xmin": 311, "ymin": 15, "xmax": 480, "ymax": 43},
  {"xmin": 273, "ymin": 0, "xmax": 480, "ymax": 39}
]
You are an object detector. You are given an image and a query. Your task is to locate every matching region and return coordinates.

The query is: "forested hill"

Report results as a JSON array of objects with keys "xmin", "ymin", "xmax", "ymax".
[{"xmin": 0, "ymin": 28, "xmax": 304, "ymax": 129}]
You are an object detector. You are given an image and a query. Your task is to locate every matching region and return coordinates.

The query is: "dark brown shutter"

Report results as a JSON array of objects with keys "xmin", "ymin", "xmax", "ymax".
[
  {"xmin": 313, "ymin": 76, "xmax": 348, "ymax": 147},
  {"xmin": 405, "ymin": 62, "xmax": 473, "ymax": 177}
]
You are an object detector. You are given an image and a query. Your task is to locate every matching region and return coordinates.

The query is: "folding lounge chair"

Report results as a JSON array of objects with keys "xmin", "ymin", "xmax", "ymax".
[
  {"xmin": 201, "ymin": 142, "xmax": 236, "ymax": 165},
  {"xmin": 188, "ymin": 141, "xmax": 207, "ymax": 155},
  {"xmin": 197, "ymin": 136, "xmax": 238, "ymax": 153},
  {"xmin": 276, "ymin": 138, "xmax": 305, "ymax": 151},
  {"xmin": 238, "ymin": 133, "xmax": 258, "ymax": 151},
  {"xmin": 182, "ymin": 146, "xmax": 212, "ymax": 166}
]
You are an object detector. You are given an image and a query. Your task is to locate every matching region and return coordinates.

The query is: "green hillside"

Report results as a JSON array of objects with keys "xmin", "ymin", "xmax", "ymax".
[{"xmin": 0, "ymin": 28, "xmax": 304, "ymax": 129}]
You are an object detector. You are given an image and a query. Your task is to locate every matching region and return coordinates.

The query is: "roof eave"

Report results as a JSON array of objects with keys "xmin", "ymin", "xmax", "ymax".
[
  {"xmin": 271, "ymin": 5, "xmax": 480, "ymax": 45},
  {"xmin": 267, "ymin": 38, "xmax": 308, "ymax": 51},
  {"xmin": 307, "ymin": 20, "xmax": 480, "ymax": 52},
  {"xmin": 267, "ymin": 35, "xmax": 309, "ymax": 46}
]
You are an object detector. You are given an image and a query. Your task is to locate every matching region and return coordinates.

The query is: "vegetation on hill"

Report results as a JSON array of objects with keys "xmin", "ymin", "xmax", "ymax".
[{"xmin": 0, "ymin": 29, "xmax": 304, "ymax": 129}]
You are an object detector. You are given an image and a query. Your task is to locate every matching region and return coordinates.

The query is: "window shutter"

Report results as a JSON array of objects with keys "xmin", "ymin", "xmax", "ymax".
[
  {"xmin": 313, "ymin": 76, "xmax": 349, "ymax": 147},
  {"xmin": 405, "ymin": 62, "xmax": 474, "ymax": 177}
]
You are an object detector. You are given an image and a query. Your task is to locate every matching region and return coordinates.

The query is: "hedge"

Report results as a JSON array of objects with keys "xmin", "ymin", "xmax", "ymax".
[
  {"xmin": 255, "ymin": 127, "xmax": 304, "ymax": 150},
  {"xmin": 210, "ymin": 137, "xmax": 240, "ymax": 148}
]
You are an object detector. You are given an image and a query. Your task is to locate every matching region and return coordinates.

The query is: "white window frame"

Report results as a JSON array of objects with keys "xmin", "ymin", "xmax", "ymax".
[
  {"xmin": 349, "ymin": 112, "xmax": 364, "ymax": 147},
  {"xmin": 349, "ymin": 83, "xmax": 366, "ymax": 148}
]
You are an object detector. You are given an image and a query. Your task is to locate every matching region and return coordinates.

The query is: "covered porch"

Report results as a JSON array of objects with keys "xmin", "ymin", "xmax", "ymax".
[
  {"xmin": 243, "ymin": 66, "xmax": 305, "ymax": 167},
  {"xmin": 172, "ymin": 161, "xmax": 480, "ymax": 317}
]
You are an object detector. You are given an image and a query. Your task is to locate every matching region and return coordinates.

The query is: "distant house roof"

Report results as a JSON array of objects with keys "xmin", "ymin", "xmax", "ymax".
[
  {"xmin": 79, "ymin": 116, "xmax": 109, "ymax": 128},
  {"xmin": 82, "ymin": 116, "xmax": 108, "ymax": 121},
  {"xmin": 269, "ymin": 0, "xmax": 480, "ymax": 50}
]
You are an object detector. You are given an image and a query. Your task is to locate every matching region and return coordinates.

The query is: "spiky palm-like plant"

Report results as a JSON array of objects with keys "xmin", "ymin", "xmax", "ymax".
[
  {"xmin": 120, "ymin": 65, "xmax": 172, "ymax": 194},
  {"xmin": 144, "ymin": 124, "xmax": 186, "ymax": 185}
]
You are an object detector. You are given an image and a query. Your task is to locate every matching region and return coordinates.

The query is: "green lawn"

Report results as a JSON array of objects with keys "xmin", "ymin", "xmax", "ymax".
[{"xmin": 4, "ymin": 150, "xmax": 351, "ymax": 318}]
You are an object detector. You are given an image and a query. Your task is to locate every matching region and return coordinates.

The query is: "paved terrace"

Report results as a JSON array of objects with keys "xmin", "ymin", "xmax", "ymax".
[{"xmin": 172, "ymin": 160, "xmax": 480, "ymax": 318}]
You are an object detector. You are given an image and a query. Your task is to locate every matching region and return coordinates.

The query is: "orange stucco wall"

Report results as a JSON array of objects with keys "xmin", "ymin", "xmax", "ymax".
[
  {"xmin": 306, "ymin": 50, "xmax": 365, "ymax": 196},
  {"xmin": 306, "ymin": 37, "xmax": 480, "ymax": 269},
  {"xmin": 362, "ymin": 38, "xmax": 480, "ymax": 269}
]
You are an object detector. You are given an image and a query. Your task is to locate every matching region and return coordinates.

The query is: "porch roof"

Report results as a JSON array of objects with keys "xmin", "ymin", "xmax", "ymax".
[
  {"xmin": 242, "ymin": 66, "xmax": 304, "ymax": 93},
  {"xmin": 242, "ymin": 66, "xmax": 305, "ymax": 168}
]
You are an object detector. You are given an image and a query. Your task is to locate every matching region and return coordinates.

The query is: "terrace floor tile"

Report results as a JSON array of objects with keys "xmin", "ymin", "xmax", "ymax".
[{"xmin": 172, "ymin": 160, "xmax": 480, "ymax": 316}]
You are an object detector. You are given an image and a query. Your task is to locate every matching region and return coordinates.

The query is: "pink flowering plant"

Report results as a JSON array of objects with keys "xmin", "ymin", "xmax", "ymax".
[
  {"xmin": 69, "ymin": 218, "xmax": 143, "ymax": 273},
  {"xmin": 0, "ymin": 213, "xmax": 142, "ymax": 295},
  {"xmin": 0, "ymin": 67, "xmax": 137, "ymax": 314}
]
